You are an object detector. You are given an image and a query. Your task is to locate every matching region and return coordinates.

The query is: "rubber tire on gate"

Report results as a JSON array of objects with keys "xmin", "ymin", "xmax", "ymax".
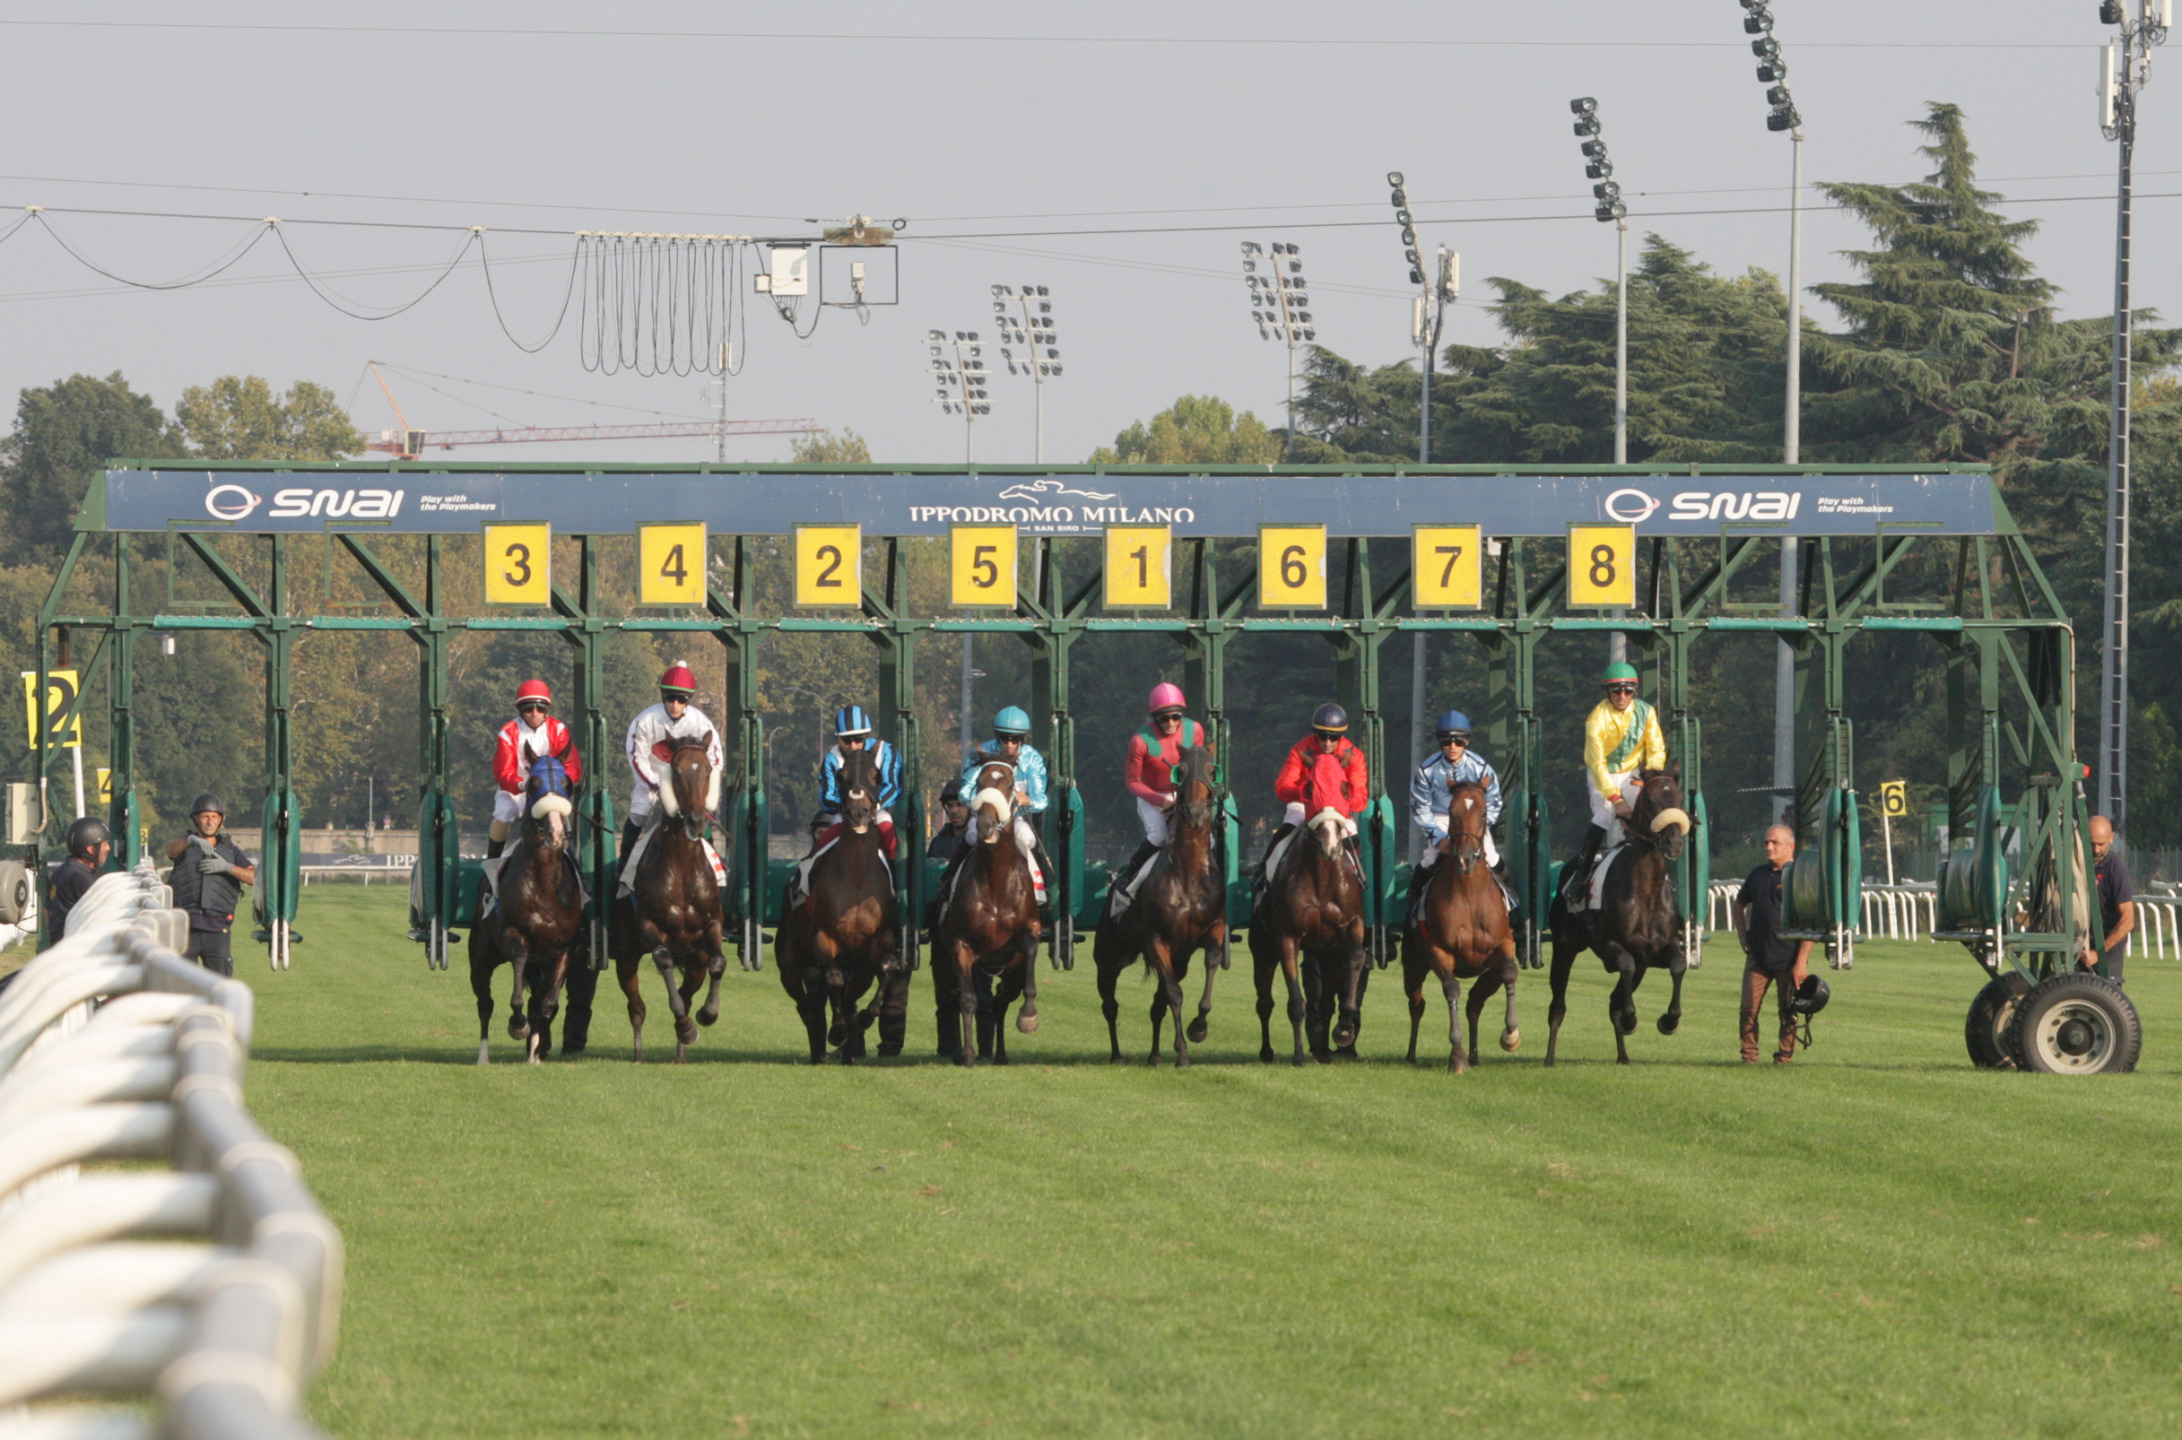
[
  {"xmin": 1964, "ymin": 980, "xmax": 2022, "ymax": 1071},
  {"xmin": 2007, "ymin": 972, "xmax": 2141, "ymax": 1075}
]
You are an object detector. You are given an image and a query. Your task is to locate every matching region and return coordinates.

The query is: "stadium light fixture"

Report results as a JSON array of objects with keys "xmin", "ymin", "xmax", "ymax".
[{"xmin": 992, "ymin": 283, "xmax": 1062, "ymax": 463}]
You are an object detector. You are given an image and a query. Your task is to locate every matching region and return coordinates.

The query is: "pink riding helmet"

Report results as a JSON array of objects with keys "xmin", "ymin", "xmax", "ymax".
[{"xmin": 1147, "ymin": 682, "xmax": 1187, "ymax": 715}]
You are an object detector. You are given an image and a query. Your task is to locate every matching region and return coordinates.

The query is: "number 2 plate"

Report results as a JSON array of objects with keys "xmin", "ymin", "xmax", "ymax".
[{"xmin": 795, "ymin": 525, "xmax": 861, "ymax": 608}]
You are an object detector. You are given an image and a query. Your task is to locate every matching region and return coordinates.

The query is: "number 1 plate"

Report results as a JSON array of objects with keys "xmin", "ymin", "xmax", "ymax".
[
  {"xmin": 639, "ymin": 523, "xmax": 707, "ymax": 606},
  {"xmin": 1104, "ymin": 526, "xmax": 1172, "ymax": 608}
]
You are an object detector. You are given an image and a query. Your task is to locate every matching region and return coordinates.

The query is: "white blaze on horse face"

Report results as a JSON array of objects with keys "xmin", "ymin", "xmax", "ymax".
[{"xmin": 1311, "ymin": 806, "xmax": 1345, "ymax": 857}]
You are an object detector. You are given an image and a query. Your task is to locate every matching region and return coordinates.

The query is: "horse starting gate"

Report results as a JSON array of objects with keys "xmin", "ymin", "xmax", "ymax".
[{"xmin": 20, "ymin": 461, "xmax": 2107, "ymax": 1065}]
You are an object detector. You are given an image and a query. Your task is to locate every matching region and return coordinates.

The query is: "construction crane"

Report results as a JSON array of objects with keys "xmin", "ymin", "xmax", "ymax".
[{"xmin": 363, "ymin": 363, "xmax": 818, "ymax": 461}]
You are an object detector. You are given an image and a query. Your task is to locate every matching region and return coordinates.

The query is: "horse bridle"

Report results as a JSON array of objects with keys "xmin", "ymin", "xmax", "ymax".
[
  {"xmin": 1444, "ymin": 781, "xmax": 1488, "ymax": 873},
  {"xmin": 670, "ymin": 741, "xmax": 713, "ymax": 833}
]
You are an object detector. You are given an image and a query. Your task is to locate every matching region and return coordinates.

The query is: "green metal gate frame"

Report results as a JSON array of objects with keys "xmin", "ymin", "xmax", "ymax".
[{"xmin": 32, "ymin": 462, "xmax": 2088, "ymax": 1000}]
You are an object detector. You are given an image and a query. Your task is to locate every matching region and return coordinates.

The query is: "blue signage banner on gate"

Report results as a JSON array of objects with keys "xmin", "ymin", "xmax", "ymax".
[{"xmin": 98, "ymin": 467, "xmax": 1998, "ymax": 537}]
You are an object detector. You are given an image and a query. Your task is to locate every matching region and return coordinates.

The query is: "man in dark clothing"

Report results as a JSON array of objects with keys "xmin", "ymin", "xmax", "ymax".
[
  {"xmin": 45, "ymin": 816, "xmax": 114, "ymax": 945},
  {"xmin": 1733, "ymin": 824, "xmax": 1813, "ymax": 1065},
  {"xmin": 2083, "ymin": 815, "xmax": 2135, "ymax": 984},
  {"xmin": 926, "ymin": 795, "xmax": 971, "ymax": 864},
  {"xmin": 162, "ymin": 793, "xmax": 256, "ymax": 978}
]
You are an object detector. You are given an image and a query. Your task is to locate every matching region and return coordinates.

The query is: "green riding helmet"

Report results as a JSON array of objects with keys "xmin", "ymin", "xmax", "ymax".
[{"xmin": 1601, "ymin": 662, "xmax": 1640, "ymax": 686}]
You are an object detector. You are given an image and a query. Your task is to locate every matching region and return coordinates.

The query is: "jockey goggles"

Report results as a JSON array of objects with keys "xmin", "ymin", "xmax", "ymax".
[
  {"xmin": 517, "ymin": 699, "xmax": 550, "ymax": 714},
  {"xmin": 1152, "ymin": 708, "xmax": 1184, "ymax": 724},
  {"xmin": 1604, "ymin": 681, "xmax": 1638, "ymax": 695}
]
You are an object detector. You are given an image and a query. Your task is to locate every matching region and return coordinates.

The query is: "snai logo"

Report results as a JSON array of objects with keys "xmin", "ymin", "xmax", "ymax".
[
  {"xmin": 202, "ymin": 484, "xmax": 263, "ymax": 521},
  {"xmin": 267, "ymin": 487, "xmax": 406, "ymax": 519},
  {"xmin": 1667, "ymin": 491, "xmax": 1802, "ymax": 522}
]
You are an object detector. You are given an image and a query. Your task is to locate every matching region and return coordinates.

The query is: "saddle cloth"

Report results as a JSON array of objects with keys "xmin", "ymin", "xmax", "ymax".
[
  {"xmin": 1256, "ymin": 826, "xmax": 1364, "ymax": 900},
  {"xmin": 616, "ymin": 817, "xmax": 727, "ymax": 900},
  {"xmin": 479, "ymin": 840, "xmax": 590, "ymax": 919},
  {"xmin": 791, "ymin": 834, "xmax": 897, "ymax": 910},
  {"xmin": 1565, "ymin": 841, "xmax": 1628, "ymax": 913},
  {"xmin": 938, "ymin": 838, "xmax": 1045, "ymax": 914},
  {"xmin": 1107, "ymin": 848, "xmax": 1158, "ymax": 919}
]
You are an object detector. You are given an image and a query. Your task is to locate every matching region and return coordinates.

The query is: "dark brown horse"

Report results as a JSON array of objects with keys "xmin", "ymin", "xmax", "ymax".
[
  {"xmin": 1400, "ymin": 777, "xmax": 1519, "ymax": 1073},
  {"xmin": 1092, "ymin": 744, "xmax": 1226, "ymax": 1066},
  {"xmin": 612, "ymin": 740, "xmax": 727, "ymax": 1063},
  {"xmin": 469, "ymin": 754, "xmax": 583, "ymax": 1064},
  {"xmin": 933, "ymin": 759, "xmax": 1042, "ymax": 1066},
  {"xmin": 777, "ymin": 748, "xmax": 900, "ymax": 1064},
  {"xmin": 1250, "ymin": 756, "xmax": 1368, "ymax": 1065},
  {"xmin": 1545, "ymin": 768, "xmax": 1693, "ymax": 1066}
]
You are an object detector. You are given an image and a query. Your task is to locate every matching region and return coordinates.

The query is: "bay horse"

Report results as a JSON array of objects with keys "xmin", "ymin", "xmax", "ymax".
[
  {"xmin": 1400, "ymin": 777, "xmax": 1519, "ymax": 1073},
  {"xmin": 1249, "ymin": 755, "xmax": 1368, "ymax": 1066},
  {"xmin": 933, "ymin": 759, "xmax": 1042, "ymax": 1066},
  {"xmin": 1545, "ymin": 767, "xmax": 1693, "ymax": 1066},
  {"xmin": 612, "ymin": 739, "xmax": 727, "ymax": 1063},
  {"xmin": 776, "ymin": 748, "xmax": 901, "ymax": 1064},
  {"xmin": 1092, "ymin": 743, "xmax": 1226, "ymax": 1066},
  {"xmin": 469, "ymin": 754, "xmax": 582, "ymax": 1064}
]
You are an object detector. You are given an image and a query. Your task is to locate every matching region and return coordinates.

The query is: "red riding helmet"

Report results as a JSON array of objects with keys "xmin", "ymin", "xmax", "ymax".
[
  {"xmin": 659, "ymin": 662, "xmax": 698, "ymax": 697},
  {"xmin": 513, "ymin": 679, "xmax": 553, "ymax": 710}
]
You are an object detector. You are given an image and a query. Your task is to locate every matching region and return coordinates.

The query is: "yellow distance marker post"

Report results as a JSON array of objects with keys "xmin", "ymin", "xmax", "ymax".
[
  {"xmin": 950, "ymin": 525, "xmax": 1019, "ymax": 608},
  {"xmin": 20, "ymin": 668, "xmax": 82, "ymax": 748},
  {"xmin": 483, "ymin": 523, "xmax": 552, "ymax": 606},
  {"xmin": 795, "ymin": 524, "xmax": 862, "ymax": 608},
  {"xmin": 1411, "ymin": 524, "xmax": 1483, "ymax": 609},
  {"xmin": 639, "ymin": 523, "xmax": 708, "ymax": 606},
  {"xmin": 1258, "ymin": 524, "xmax": 1327, "ymax": 610},
  {"xmin": 1567, "ymin": 523, "xmax": 1635, "ymax": 608},
  {"xmin": 1104, "ymin": 526, "xmax": 1173, "ymax": 608},
  {"xmin": 1881, "ymin": 781, "xmax": 1909, "ymax": 818}
]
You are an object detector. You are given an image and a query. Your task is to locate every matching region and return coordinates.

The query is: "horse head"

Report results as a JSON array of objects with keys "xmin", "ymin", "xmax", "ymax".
[
  {"xmin": 1445, "ymin": 777, "xmax": 1489, "ymax": 874},
  {"xmin": 662, "ymin": 741, "xmax": 716, "ymax": 841},
  {"xmin": 1307, "ymin": 753, "xmax": 1350, "ymax": 858},
  {"xmin": 972, "ymin": 760, "xmax": 1015, "ymax": 842},
  {"xmin": 1170, "ymin": 743, "xmax": 1219, "ymax": 832},
  {"xmin": 840, "ymin": 748, "xmax": 880, "ymax": 834},
  {"xmin": 524, "ymin": 753, "xmax": 573, "ymax": 848},
  {"xmin": 1631, "ymin": 767, "xmax": 1691, "ymax": 860}
]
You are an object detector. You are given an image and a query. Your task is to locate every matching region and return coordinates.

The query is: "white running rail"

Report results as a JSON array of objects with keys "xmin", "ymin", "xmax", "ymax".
[{"xmin": 0, "ymin": 863, "xmax": 341, "ymax": 1440}]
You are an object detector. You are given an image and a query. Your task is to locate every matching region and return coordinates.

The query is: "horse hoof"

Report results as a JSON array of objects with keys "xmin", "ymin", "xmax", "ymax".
[
  {"xmin": 827, "ymin": 1020, "xmax": 847, "ymax": 1046},
  {"xmin": 1311, "ymin": 1050, "xmax": 1332, "ymax": 1066},
  {"xmin": 1615, "ymin": 1008, "xmax": 1638, "ymax": 1036},
  {"xmin": 1332, "ymin": 1023, "xmax": 1358, "ymax": 1050},
  {"xmin": 476, "ymin": 1042, "xmax": 490, "ymax": 1067},
  {"xmin": 677, "ymin": 1018, "xmax": 699, "ymax": 1045},
  {"xmin": 1501, "ymin": 1028, "xmax": 1522, "ymax": 1052},
  {"xmin": 877, "ymin": 1040, "xmax": 904, "ymax": 1058},
  {"xmin": 1186, "ymin": 1017, "xmax": 1209, "ymax": 1044},
  {"xmin": 1334, "ymin": 1044, "xmax": 1359, "ymax": 1061},
  {"xmin": 507, "ymin": 1016, "xmax": 529, "ymax": 1041},
  {"xmin": 675, "ymin": 1045, "xmax": 688, "ymax": 1065},
  {"xmin": 1259, "ymin": 1046, "xmax": 1276, "ymax": 1064},
  {"xmin": 1292, "ymin": 1052, "xmax": 1308, "ymax": 1068},
  {"xmin": 1108, "ymin": 1053, "xmax": 1126, "ymax": 1066},
  {"xmin": 1656, "ymin": 1014, "xmax": 1679, "ymax": 1036},
  {"xmin": 1175, "ymin": 1052, "xmax": 1191, "ymax": 1069},
  {"xmin": 697, "ymin": 1004, "xmax": 720, "ymax": 1028},
  {"xmin": 1016, "ymin": 1013, "xmax": 1040, "ymax": 1035}
]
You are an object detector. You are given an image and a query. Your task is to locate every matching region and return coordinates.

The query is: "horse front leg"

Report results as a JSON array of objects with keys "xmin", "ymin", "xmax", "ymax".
[
  {"xmin": 1601, "ymin": 942, "xmax": 1640, "ymax": 1065},
  {"xmin": 530, "ymin": 954, "xmax": 573, "ymax": 1065},
  {"xmin": 1280, "ymin": 935, "xmax": 1309, "ymax": 1067},
  {"xmin": 952, "ymin": 940, "xmax": 980, "ymax": 1068},
  {"xmin": 1187, "ymin": 937, "xmax": 1217, "ymax": 1044},
  {"xmin": 471, "ymin": 943, "xmax": 497, "ymax": 1066},
  {"xmin": 1144, "ymin": 937, "xmax": 1184, "ymax": 1067},
  {"xmin": 1656, "ymin": 952, "xmax": 1688, "ymax": 1037},
  {"xmin": 1331, "ymin": 925, "xmax": 1367, "ymax": 1054},
  {"xmin": 1252, "ymin": 933, "xmax": 1278, "ymax": 1064},
  {"xmin": 1095, "ymin": 948, "xmax": 1125, "ymax": 1063},
  {"xmin": 696, "ymin": 922, "xmax": 728, "ymax": 1027},
  {"xmin": 503, "ymin": 931, "xmax": 532, "ymax": 1043},
  {"xmin": 1015, "ymin": 927, "xmax": 1042, "ymax": 1034},
  {"xmin": 1443, "ymin": 968, "xmax": 1467, "ymax": 1074},
  {"xmin": 1500, "ymin": 947, "xmax": 1523, "ymax": 1052},
  {"xmin": 1402, "ymin": 939, "xmax": 1428, "ymax": 1064},
  {"xmin": 617, "ymin": 957, "xmax": 647, "ymax": 1063},
  {"xmin": 1544, "ymin": 920, "xmax": 1577, "ymax": 1067}
]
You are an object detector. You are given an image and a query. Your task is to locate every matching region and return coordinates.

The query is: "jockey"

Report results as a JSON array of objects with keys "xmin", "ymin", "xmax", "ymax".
[
  {"xmin": 934, "ymin": 705, "xmax": 1054, "ymax": 903},
  {"xmin": 814, "ymin": 704, "xmax": 903, "ymax": 859},
  {"xmin": 489, "ymin": 680, "xmax": 582, "ymax": 860},
  {"xmin": 1405, "ymin": 709, "xmax": 1504, "ymax": 909},
  {"xmin": 620, "ymin": 661, "xmax": 724, "ymax": 874},
  {"xmin": 1568, "ymin": 660, "xmax": 1668, "ymax": 905},
  {"xmin": 1118, "ymin": 681, "xmax": 1214, "ymax": 888},
  {"xmin": 1261, "ymin": 702, "xmax": 1369, "ymax": 870}
]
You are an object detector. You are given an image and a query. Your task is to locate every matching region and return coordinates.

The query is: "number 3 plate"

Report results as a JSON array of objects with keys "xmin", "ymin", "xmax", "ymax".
[
  {"xmin": 1567, "ymin": 523, "xmax": 1635, "ymax": 608},
  {"xmin": 484, "ymin": 523, "xmax": 551, "ymax": 606}
]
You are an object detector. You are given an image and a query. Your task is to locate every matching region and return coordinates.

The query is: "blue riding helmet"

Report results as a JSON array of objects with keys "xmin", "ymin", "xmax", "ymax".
[
  {"xmin": 993, "ymin": 705, "xmax": 1032, "ymax": 737},
  {"xmin": 834, "ymin": 703, "xmax": 874, "ymax": 739},
  {"xmin": 1435, "ymin": 709, "xmax": 1472, "ymax": 740}
]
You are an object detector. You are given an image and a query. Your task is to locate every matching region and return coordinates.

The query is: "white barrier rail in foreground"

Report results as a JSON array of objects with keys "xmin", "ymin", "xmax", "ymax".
[{"xmin": 0, "ymin": 864, "xmax": 342, "ymax": 1440}]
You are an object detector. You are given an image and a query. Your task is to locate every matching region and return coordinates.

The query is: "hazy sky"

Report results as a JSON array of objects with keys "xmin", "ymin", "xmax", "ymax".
[{"xmin": 0, "ymin": 1, "xmax": 2166, "ymax": 468}]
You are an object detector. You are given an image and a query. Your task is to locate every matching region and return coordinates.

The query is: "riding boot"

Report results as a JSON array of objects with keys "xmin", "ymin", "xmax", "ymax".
[
  {"xmin": 1256, "ymin": 822, "xmax": 1296, "ymax": 878},
  {"xmin": 933, "ymin": 841, "xmax": 971, "ymax": 913},
  {"xmin": 485, "ymin": 836, "xmax": 505, "ymax": 860},
  {"xmin": 612, "ymin": 819, "xmax": 641, "ymax": 892},
  {"xmin": 1566, "ymin": 824, "xmax": 1606, "ymax": 910},
  {"xmin": 1405, "ymin": 856, "xmax": 1435, "ymax": 916},
  {"xmin": 1123, "ymin": 838, "xmax": 1160, "ymax": 887}
]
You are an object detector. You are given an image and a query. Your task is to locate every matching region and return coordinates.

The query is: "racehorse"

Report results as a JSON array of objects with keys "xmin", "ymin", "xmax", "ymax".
[
  {"xmin": 612, "ymin": 739, "xmax": 727, "ymax": 1063},
  {"xmin": 777, "ymin": 748, "xmax": 901, "ymax": 1064},
  {"xmin": 1400, "ymin": 777, "xmax": 1519, "ymax": 1073},
  {"xmin": 1250, "ymin": 754, "xmax": 1368, "ymax": 1066},
  {"xmin": 1092, "ymin": 743, "xmax": 1226, "ymax": 1066},
  {"xmin": 469, "ymin": 754, "xmax": 582, "ymax": 1064},
  {"xmin": 933, "ymin": 759, "xmax": 1042, "ymax": 1066},
  {"xmin": 1545, "ymin": 767, "xmax": 1693, "ymax": 1066}
]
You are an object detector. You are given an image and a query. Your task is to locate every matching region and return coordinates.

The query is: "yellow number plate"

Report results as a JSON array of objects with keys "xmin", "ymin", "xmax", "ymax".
[
  {"xmin": 951, "ymin": 526, "xmax": 1018, "ymax": 608},
  {"xmin": 1412, "ymin": 525, "xmax": 1482, "ymax": 609},
  {"xmin": 795, "ymin": 525, "xmax": 862, "ymax": 608},
  {"xmin": 20, "ymin": 668, "xmax": 82, "ymax": 748},
  {"xmin": 483, "ymin": 524, "xmax": 551, "ymax": 606},
  {"xmin": 639, "ymin": 523, "xmax": 707, "ymax": 606},
  {"xmin": 1881, "ymin": 781, "xmax": 1908, "ymax": 817},
  {"xmin": 1104, "ymin": 526, "xmax": 1172, "ymax": 608},
  {"xmin": 1258, "ymin": 525, "xmax": 1327, "ymax": 610},
  {"xmin": 1567, "ymin": 524, "xmax": 1635, "ymax": 608}
]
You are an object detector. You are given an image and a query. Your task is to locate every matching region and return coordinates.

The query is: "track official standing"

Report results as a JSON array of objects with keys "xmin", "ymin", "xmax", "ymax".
[
  {"xmin": 45, "ymin": 816, "xmax": 113, "ymax": 945},
  {"xmin": 162, "ymin": 793, "xmax": 256, "ymax": 978},
  {"xmin": 1732, "ymin": 824, "xmax": 1812, "ymax": 1065},
  {"xmin": 2083, "ymin": 815, "xmax": 2135, "ymax": 984}
]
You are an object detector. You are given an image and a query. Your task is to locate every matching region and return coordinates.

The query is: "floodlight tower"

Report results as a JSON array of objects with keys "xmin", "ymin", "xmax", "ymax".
[
  {"xmin": 1568, "ymin": 102, "xmax": 1630, "ymax": 465},
  {"xmin": 1384, "ymin": 173, "xmax": 1460, "ymax": 464},
  {"xmin": 2097, "ymin": 0, "xmax": 2171, "ymax": 832},
  {"xmin": 992, "ymin": 284, "xmax": 1063, "ymax": 462},
  {"xmin": 927, "ymin": 328, "xmax": 991, "ymax": 463},
  {"xmin": 1742, "ymin": 0, "xmax": 1805, "ymax": 822},
  {"xmin": 1239, "ymin": 241, "xmax": 1314, "ymax": 458}
]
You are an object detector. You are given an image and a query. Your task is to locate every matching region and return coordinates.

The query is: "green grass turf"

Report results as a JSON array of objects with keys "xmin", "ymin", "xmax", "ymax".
[{"xmin": 235, "ymin": 887, "xmax": 2182, "ymax": 1440}]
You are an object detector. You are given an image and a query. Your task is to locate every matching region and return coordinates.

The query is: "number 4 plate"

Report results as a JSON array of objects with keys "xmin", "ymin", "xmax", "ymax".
[{"xmin": 640, "ymin": 523, "xmax": 707, "ymax": 606}]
